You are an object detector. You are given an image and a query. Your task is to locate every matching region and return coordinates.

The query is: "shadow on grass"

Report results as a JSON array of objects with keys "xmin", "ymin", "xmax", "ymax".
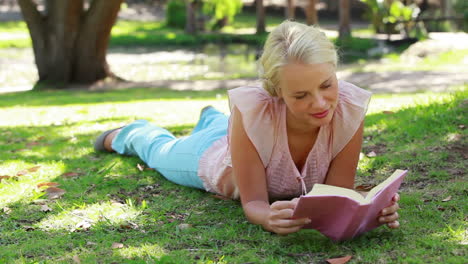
[
  {"xmin": 0, "ymin": 90, "xmax": 466, "ymax": 262},
  {"xmin": 0, "ymin": 87, "xmax": 226, "ymax": 108}
]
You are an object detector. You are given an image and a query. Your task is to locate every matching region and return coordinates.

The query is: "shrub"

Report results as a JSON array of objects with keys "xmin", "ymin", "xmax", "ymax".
[{"xmin": 166, "ymin": 0, "xmax": 186, "ymax": 29}]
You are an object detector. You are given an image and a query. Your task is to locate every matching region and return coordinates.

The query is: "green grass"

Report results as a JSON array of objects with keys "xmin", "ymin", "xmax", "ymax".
[{"xmin": 0, "ymin": 84, "xmax": 467, "ymax": 263}]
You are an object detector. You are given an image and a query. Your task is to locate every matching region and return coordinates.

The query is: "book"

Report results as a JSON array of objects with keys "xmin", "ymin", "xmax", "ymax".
[{"xmin": 292, "ymin": 169, "xmax": 408, "ymax": 241}]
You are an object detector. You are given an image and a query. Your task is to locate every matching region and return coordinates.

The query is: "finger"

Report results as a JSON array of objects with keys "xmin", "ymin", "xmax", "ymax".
[
  {"xmin": 392, "ymin": 193, "xmax": 400, "ymax": 202},
  {"xmin": 271, "ymin": 218, "xmax": 310, "ymax": 228},
  {"xmin": 387, "ymin": 220, "xmax": 400, "ymax": 229},
  {"xmin": 271, "ymin": 208, "xmax": 295, "ymax": 219},
  {"xmin": 271, "ymin": 200, "xmax": 297, "ymax": 210},
  {"xmin": 382, "ymin": 202, "xmax": 400, "ymax": 215},
  {"xmin": 274, "ymin": 225, "xmax": 303, "ymax": 235},
  {"xmin": 379, "ymin": 212, "xmax": 399, "ymax": 223}
]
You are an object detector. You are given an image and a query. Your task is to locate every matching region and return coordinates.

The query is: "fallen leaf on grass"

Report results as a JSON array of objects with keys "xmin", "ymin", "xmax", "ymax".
[
  {"xmin": 72, "ymin": 255, "xmax": 81, "ymax": 264},
  {"xmin": 45, "ymin": 187, "xmax": 66, "ymax": 199},
  {"xmin": 37, "ymin": 182, "xmax": 60, "ymax": 188},
  {"xmin": 27, "ymin": 166, "xmax": 41, "ymax": 172},
  {"xmin": 24, "ymin": 225, "xmax": 35, "ymax": 231},
  {"xmin": 40, "ymin": 204, "xmax": 52, "ymax": 212},
  {"xmin": 120, "ymin": 222, "xmax": 139, "ymax": 230},
  {"xmin": 0, "ymin": 176, "xmax": 11, "ymax": 182},
  {"xmin": 437, "ymin": 206, "xmax": 446, "ymax": 211},
  {"xmin": 459, "ymin": 124, "xmax": 465, "ymax": 129},
  {"xmin": 26, "ymin": 141, "xmax": 40, "ymax": 147},
  {"xmin": 16, "ymin": 170, "xmax": 29, "ymax": 176},
  {"xmin": 383, "ymin": 110, "xmax": 395, "ymax": 114},
  {"xmin": 61, "ymin": 172, "xmax": 83, "ymax": 178},
  {"xmin": 75, "ymin": 221, "xmax": 92, "ymax": 230},
  {"xmin": 3, "ymin": 207, "xmax": 12, "ymax": 215},
  {"xmin": 11, "ymin": 148, "xmax": 28, "ymax": 153},
  {"xmin": 112, "ymin": 242, "xmax": 124, "ymax": 249},
  {"xmin": 16, "ymin": 166, "xmax": 42, "ymax": 176},
  {"xmin": 366, "ymin": 151, "xmax": 377, "ymax": 157},
  {"xmin": 441, "ymin": 196, "xmax": 452, "ymax": 202},
  {"xmin": 137, "ymin": 163, "xmax": 145, "ymax": 171},
  {"xmin": 326, "ymin": 255, "xmax": 352, "ymax": 264}
]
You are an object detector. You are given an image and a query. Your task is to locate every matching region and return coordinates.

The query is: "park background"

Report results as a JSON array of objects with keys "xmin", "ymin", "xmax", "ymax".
[{"xmin": 0, "ymin": 0, "xmax": 467, "ymax": 263}]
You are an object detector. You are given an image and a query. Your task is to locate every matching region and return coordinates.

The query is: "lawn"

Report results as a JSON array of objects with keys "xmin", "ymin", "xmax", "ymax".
[{"xmin": 0, "ymin": 84, "xmax": 466, "ymax": 263}]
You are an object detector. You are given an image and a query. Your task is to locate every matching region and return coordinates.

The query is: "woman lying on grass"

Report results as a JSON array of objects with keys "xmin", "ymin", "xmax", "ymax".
[{"xmin": 94, "ymin": 20, "xmax": 400, "ymax": 236}]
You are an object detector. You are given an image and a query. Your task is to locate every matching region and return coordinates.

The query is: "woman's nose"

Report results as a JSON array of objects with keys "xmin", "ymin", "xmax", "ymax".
[{"xmin": 310, "ymin": 94, "xmax": 326, "ymax": 109}]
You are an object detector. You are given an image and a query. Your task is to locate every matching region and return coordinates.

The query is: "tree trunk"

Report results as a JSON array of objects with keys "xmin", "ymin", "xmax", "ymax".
[
  {"xmin": 185, "ymin": 0, "xmax": 197, "ymax": 34},
  {"xmin": 305, "ymin": 0, "xmax": 318, "ymax": 25},
  {"xmin": 18, "ymin": 0, "xmax": 122, "ymax": 87},
  {"xmin": 256, "ymin": 0, "xmax": 266, "ymax": 34},
  {"xmin": 339, "ymin": 0, "xmax": 351, "ymax": 40},
  {"xmin": 285, "ymin": 0, "xmax": 295, "ymax": 20}
]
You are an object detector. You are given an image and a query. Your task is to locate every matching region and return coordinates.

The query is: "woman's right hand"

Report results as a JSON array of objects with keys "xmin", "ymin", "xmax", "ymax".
[{"xmin": 265, "ymin": 198, "xmax": 311, "ymax": 235}]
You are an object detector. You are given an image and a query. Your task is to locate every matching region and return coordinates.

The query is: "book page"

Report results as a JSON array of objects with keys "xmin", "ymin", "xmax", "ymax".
[
  {"xmin": 307, "ymin": 184, "xmax": 367, "ymax": 204},
  {"xmin": 365, "ymin": 169, "xmax": 407, "ymax": 202}
]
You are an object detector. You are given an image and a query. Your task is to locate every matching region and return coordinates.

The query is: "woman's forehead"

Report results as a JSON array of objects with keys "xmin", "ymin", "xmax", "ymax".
[{"xmin": 280, "ymin": 62, "xmax": 335, "ymax": 89}]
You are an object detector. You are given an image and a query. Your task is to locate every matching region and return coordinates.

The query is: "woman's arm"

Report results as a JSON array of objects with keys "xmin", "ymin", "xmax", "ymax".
[
  {"xmin": 230, "ymin": 107, "xmax": 310, "ymax": 235},
  {"xmin": 324, "ymin": 121, "xmax": 364, "ymax": 188},
  {"xmin": 325, "ymin": 121, "xmax": 400, "ymax": 228}
]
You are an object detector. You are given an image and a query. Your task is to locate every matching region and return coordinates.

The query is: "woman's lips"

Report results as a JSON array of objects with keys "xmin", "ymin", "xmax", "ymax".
[{"xmin": 311, "ymin": 109, "xmax": 329, "ymax": 119}]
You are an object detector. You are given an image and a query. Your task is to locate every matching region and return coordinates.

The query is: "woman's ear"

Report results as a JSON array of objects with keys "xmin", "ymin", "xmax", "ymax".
[{"xmin": 276, "ymin": 87, "xmax": 283, "ymax": 99}]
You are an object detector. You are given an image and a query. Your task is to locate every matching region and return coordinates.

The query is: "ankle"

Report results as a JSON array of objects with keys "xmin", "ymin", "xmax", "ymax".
[{"xmin": 103, "ymin": 129, "xmax": 121, "ymax": 152}]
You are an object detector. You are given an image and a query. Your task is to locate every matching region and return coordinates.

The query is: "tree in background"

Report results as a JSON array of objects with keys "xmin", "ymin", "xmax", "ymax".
[
  {"xmin": 18, "ymin": 0, "xmax": 124, "ymax": 87},
  {"xmin": 167, "ymin": 0, "xmax": 242, "ymax": 33},
  {"xmin": 339, "ymin": 0, "xmax": 352, "ymax": 39},
  {"xmin": 256, "ymin": 0, "xmax": 266, "ymax": 34},
  {"xmin": 305, "ymin": 0, "xmax": 318, "ymax": 25},
  {"xmin": 203, "ymin": 0, "xmax": 242, "ymax": 31},
  {"xmin": 285, "ymin": 0, "xmax": 295, "ymax": 20}
]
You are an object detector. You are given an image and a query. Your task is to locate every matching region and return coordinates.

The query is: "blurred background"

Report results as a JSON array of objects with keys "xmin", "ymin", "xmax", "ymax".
[{"xmin": 0, "ymin": 0, "xmax": 467, "ymax": 94}]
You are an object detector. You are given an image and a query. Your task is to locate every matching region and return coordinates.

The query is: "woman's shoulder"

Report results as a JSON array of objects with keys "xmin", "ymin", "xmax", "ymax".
[
  {"xmin": 329, "ymin": 80, "xmax": 371, "ymax": 158},
  {"xmin": 228, "ymin": 84, "xmax": 272, "ymax": 101},
  {"xmin": 337, "ymin": 80, "xmax": 372, "ymax": 108},
  {"xmin": 227, "ymin": 84, "xmax": 280, "ymax": 114}
]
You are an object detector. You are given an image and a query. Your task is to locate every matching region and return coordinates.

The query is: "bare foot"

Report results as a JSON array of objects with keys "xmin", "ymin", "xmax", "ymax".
[{"xmin": 103, "ymin": 129, "xmax": 122, "ymax": 152}]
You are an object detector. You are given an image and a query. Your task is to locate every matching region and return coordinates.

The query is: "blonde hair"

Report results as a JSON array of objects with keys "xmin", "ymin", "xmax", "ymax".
[{"xmin": 258, "ymin": 20, "xmax": 338, "ymax": 96}]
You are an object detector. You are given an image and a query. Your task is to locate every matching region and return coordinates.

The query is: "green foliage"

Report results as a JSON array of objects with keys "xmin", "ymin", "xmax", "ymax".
[
  {"xmin": 202, "ymin": 0, "xmax": 243, "ymax": 30},
  {"xmin": 166, "ymin": 0, "xmax": 187, "ymax": 29},
  {"xmin": 360, "ymin": 0, "xmax": 421, "ymax": 37},
  {"xmin": 453, "ymin": 0, "xmax": 468, "ymax": 31}
]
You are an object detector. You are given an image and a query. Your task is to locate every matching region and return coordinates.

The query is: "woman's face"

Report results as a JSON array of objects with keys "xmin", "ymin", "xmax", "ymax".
[{"xmin": 279, "ymin": 62, "xmax": 338, "ymax": 130}]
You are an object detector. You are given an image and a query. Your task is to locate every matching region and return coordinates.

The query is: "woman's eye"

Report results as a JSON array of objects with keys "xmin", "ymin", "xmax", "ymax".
[
  {"xmin": 321, "ymin": 84, "xmax": 331, "ymax": 89},
  {"xmin": 294, "ymin": 94, "xmax": 306, "ymax": 99}
]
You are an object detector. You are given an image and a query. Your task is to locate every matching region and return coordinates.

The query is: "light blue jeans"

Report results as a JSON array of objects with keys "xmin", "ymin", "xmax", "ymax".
[{"xmin": 112, "ymin": 107, "xmax": 228, "ymax": 190}]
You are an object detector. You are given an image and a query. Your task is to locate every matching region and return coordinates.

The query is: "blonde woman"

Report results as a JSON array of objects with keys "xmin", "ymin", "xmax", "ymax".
[{"xmin": 95, "ymin": 21, "xmax": 400, "ymax": 236}]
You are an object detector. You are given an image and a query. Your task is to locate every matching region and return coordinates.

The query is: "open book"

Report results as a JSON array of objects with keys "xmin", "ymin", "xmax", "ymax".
[{"xmin": 292, "ymin": 169, "xmax": 407, "ymax": 241}]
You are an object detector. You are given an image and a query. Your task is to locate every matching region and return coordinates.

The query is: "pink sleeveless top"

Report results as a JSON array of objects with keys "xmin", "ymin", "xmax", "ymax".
[{"xmin": 198, "ymin": 80, "xmax": 371, "ymax": 200}]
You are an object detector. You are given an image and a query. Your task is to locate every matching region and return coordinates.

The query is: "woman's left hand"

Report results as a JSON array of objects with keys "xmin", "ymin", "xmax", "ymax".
[{"xmin": 378, "ymin": 193, "xmax": 400, "ymax": 229}]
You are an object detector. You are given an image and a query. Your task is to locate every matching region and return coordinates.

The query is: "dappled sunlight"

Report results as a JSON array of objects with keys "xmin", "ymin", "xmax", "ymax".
[
  {"xmin": 0, "ymin": 99, "xmax": 230, "ymax": 127},
  {"xmin": 0, "ymin": 160, "xmax": 67, "ymax": 207},
  {"xmin": 429, "ymin": 224, "xmax": 468, "ymax": 246},
  {"xmin": 116, "ymin": 243, "xmax": 167, "ymax": 260},
  {"xmin": 36, "ymin": 200, "xmax": 141, "ymax": 232},
  {"xmin": 367, "ymin": 92, "xmax": 454, "ymax": 114}
]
